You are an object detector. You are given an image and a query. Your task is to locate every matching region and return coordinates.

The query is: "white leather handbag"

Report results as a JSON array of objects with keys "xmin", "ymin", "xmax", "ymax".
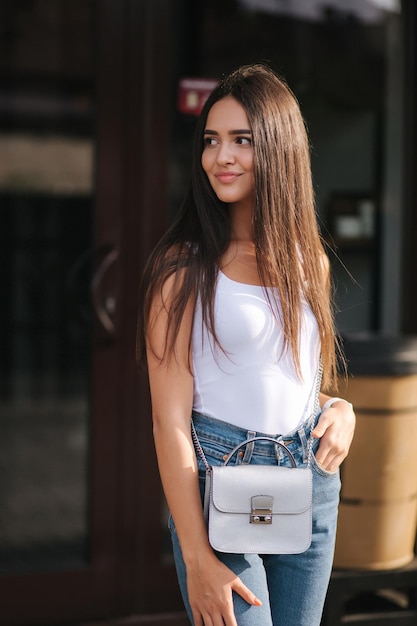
[{"xmin": 192, "ymin": 430, "xmax": 313, "ymax": 554}]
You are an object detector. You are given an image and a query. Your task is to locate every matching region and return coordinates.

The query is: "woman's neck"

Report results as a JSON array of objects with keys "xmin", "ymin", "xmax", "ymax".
[
  {"xmin": 220, "ymin": 239, "xmax": 261, "ymax": 286},
  {"xmin": 228, "ymin": 202, "xmax": 254, "ymax": 243}
]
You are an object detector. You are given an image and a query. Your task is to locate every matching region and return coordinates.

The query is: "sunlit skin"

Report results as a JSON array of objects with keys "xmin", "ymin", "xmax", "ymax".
[{"xmin": 202, "ymin": 95, "xmax": 255, "ymax": 214}]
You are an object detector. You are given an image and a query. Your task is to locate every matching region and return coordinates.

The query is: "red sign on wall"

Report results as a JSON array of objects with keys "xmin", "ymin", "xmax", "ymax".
[{"xmin": 178, "ymin": 77, "xmax": 218, "ymax": 116}]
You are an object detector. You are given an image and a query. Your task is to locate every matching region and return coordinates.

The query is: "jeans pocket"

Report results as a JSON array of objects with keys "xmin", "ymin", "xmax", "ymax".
[
  {"xmin": 310, "ymin": 437, "xmax": 340, "ymax": 477},
  {"xmin": 311, "ymin": 454, "xmax": 340, "ymax": 477},
  {"xmin": 196, "ymin": 433, "xmax": 234, "ymax": 466}
]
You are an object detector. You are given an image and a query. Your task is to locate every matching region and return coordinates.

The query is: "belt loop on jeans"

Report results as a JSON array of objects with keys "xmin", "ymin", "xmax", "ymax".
[
  {"xmin": 298, "ymin": 427, "xmax": 308, "ymax": 464},
  {"xmin": 241, "ymin": 430, "xmax": 256, "ymax": 464}
]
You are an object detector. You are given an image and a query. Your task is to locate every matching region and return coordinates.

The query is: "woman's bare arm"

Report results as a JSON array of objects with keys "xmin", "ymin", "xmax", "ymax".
[{"xmin": 146, "ymin": 273, "xmax": 261, "ymax": 626}]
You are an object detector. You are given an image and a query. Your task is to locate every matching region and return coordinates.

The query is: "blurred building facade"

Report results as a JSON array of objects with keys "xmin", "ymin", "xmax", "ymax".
[{"xmin": 0, "ymin": 1, "xmax": 416, "ymax": 624}]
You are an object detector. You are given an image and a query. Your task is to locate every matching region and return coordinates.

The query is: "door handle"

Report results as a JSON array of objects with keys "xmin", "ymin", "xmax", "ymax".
[{"xmin": 91, "ymin": 247, "xmax": 119, "ymax": 339}]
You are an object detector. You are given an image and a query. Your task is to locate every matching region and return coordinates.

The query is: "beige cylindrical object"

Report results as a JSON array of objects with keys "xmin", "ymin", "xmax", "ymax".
[{"xmin": 333, "ymin": 373, "xmax": 417, "ymax": 570}]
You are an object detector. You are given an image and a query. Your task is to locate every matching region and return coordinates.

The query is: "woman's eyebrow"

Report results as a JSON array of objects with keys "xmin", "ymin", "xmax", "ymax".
[{"xmin": 203, "ymin": 129, "xmax": 252, "ymax": 135}]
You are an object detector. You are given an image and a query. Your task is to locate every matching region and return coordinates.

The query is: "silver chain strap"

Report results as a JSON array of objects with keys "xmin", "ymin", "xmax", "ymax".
[
  {"xmin": 307, "ymin": 358, "xmax": 323, "ymax": 469},
  {"xmin": 191, "ymin": 419, "xmax": 211, "ymax": 473}
]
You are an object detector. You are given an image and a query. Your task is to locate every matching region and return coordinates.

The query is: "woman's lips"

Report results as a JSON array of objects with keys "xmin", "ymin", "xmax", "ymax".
[{"xmin": 214, "ymin": 172, "xmax": 241, "ymax": 183}]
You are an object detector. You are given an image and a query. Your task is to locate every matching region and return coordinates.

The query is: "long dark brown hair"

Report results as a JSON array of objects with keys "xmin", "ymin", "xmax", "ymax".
[{"xmin": 138, "ymin": 63, "xmax": 340, "ymax": 389}]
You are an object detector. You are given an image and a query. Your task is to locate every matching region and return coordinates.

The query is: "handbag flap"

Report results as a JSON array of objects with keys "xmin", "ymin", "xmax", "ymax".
[{"xmin": 211, "ymin": 465, "xmax": 312, "ymax": 515}]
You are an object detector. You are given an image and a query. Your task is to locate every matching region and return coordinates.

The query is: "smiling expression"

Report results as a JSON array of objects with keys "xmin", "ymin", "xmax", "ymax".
[{"xmin": 201, "ymin": 96, "xmax": 255, "ymax": 211}]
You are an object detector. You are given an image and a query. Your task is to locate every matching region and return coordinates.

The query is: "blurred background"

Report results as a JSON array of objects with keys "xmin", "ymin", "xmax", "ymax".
[{"xmin": 0, "ymin": 1, "xmax": 416, "ymax": 624}]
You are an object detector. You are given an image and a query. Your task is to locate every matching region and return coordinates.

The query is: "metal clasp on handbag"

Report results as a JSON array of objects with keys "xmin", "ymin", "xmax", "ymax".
[{"xmin": 250, "ymin": 495, "xmax": 273, "ymax": 524}]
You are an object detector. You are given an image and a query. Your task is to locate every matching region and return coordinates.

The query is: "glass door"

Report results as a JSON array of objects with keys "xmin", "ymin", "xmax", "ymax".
[{"xmin": 0, "ymin": 1, "xmax": 123, "ymax": 622}]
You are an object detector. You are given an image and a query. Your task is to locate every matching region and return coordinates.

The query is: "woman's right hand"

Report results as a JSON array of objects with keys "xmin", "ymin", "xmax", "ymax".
[{"xmin": 186, "ymin": 549, "xmax": 262, "ymax": 626}]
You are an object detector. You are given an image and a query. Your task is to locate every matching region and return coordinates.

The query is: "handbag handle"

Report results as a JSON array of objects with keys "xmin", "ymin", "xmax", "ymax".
[
  {"xmin": 191, "ymin": 423, "xmax": 297, "ymax": 472},
  {"xmin": 222, "ymin": 436, "xmax": 296, "ymax": 467}
]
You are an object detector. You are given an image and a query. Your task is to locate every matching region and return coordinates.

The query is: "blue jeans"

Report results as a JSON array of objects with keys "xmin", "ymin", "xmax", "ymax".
[{"xmin": 169, "ymin": 410, "xmax": 341, "ymax": 626}]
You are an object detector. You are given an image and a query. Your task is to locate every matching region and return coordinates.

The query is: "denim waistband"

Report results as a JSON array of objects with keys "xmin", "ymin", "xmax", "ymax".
[{"xmin": 191, "ymin": 409, "xmax": 321, "ymax": 467}]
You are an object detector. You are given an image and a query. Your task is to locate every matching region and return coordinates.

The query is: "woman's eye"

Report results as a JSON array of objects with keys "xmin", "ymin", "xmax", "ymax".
[
  {"xmin": 236, "ymin": 136, "xmax": 252, "ymax": 145},
  {"xmin": 204, "ymin": 136, "xmax": 217, "ymax": 146}
]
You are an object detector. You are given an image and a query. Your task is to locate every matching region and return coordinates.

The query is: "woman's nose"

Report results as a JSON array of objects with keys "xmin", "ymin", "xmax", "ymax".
[{"xmin": 216, "ymin": 142, "xmax": 235, "ymax": 165}]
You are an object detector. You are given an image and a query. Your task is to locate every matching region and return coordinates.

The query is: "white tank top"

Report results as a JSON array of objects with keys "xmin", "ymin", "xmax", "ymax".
[{"xmin": 192, "ymin": 271, "xmax": 321, "ymax": 435}]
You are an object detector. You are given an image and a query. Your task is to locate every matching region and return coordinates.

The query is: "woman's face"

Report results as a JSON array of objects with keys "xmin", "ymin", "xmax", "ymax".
[{"xmin": 201, "ymin": 96, "xmax": 254, "ymax": 211}]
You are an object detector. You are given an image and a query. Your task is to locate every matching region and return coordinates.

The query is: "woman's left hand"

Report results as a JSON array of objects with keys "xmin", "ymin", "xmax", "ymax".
[{"xmin": 312, "ymin": 400, "xmax": 356, "ymax": 472}]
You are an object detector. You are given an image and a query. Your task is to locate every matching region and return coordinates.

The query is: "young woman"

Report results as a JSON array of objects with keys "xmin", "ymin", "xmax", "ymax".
[{"xmin": 138, "ymin": 64, "xmax": 355, "ymax": 626}]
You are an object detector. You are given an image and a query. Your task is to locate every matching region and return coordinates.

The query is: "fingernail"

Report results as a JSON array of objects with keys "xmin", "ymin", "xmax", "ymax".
[{"xmin": 254, "ymin": 598, "xmax": 262, "ymax": 606}]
